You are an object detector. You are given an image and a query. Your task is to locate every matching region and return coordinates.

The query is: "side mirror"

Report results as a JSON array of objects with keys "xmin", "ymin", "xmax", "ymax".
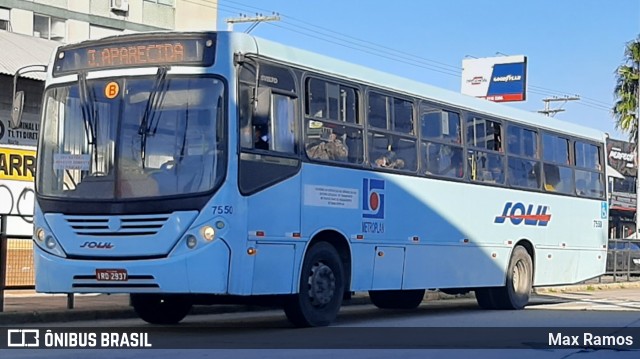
[
  {"xmin": 11, "ymin": 91, "xmax": 24, "ymax": 129},
  {"xmin": 253, "ymin": 87, "xmax": 272, "ymax": 126},
  {"xmin": 12, "ymin": 64, "xmax": 47, "ymax": 129}
]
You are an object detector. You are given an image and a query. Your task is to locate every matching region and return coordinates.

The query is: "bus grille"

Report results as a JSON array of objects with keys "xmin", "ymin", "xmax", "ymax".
[
  {"xmin": 72, "ymin": 274, "xmax": 159, "ymax": 289},
  {"xmin": 64, "ymin": 215, "xmax": 170, "ymax": 237}
]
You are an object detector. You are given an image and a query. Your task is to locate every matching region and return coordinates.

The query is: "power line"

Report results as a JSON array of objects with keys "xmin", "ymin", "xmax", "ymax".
[
  {"xmin": 218, "ymin": 1, "xmax": 613, "ymax": 112},
  {"xmin": 225, "ymin": 13, "xmax": 280, "ymax": 32},
  {"xmin": 265, "ymin": 21, "xmax": 461, "ymax": 78},
  {"xmin": 538, "ymin": 96, "xmax": 581, "ymax": 117},
  {"xmin": 220, "ymin": 2, "xmax": 460, "ymax": 73}
]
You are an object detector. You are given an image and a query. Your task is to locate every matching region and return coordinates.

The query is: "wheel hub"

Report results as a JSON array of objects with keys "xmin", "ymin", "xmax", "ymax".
[{"xmin": 307, "ymin": 262, "xmax": 336, "ymax": 306}]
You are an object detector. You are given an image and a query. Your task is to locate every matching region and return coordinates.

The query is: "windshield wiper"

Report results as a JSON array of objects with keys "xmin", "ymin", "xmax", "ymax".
[
  {"xmin": 138, "ymin": 66, "xmax": 170, "ymax": 168},
  {"xmin": 78, "ymin": 71, "xmax": 99, "ymax": 170}
]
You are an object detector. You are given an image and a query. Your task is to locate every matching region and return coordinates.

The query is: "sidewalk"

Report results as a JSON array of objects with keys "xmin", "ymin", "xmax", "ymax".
[{"xmin": 1, "ymin": 278, "xmax": 639, "ymax": 325}]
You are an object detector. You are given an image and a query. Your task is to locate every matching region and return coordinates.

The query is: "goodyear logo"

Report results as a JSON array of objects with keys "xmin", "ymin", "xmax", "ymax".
[
  {"xmin": 494, "ymin": 202, "xmax": 551, "ymax": 226},
  {"xmin": 0, "ymin": 147, "xmax": 36, "ymax": 181}
]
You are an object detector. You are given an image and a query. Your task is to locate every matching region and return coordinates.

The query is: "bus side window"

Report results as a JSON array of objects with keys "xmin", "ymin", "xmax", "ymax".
[
  {"xmin": 469, "ymin": 150, "xmax": 504, "ymax": 184},
  {"xmin": 394, "ymin": 137, "xmax": 417, "ymax": 171},
  {"xmin": 544, "ymin": 164, "xmax": 573, "ymax": 194},
  {"xmin": 368, "ymin": 93, "xmax": 388, "ymax": 129},
  {"xmin": 307, "ymin": 79, "xmax": 326, "ymax": 118},
  {"xmin": 344, "ymin": 128, "xmax": 364, "ymax": 164},
  {"xmin": 544, "ymin": 164, "xmax": 559, "ymax": 191},
  {"xmin": 239, "ymin": 85, "xmax": 255, "ymax": 149},
  {"xmin": 424, "ymin": 142, "xmax": 463, "ymax": 178},
  {"xmin": 271, "ymin": 94, "xmax": 296, "ymax": 153}
]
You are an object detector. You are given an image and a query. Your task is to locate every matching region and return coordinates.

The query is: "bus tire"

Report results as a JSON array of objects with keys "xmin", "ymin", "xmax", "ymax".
[
  {"xmin": 493, "ymin": 245, "xmax": 533, "ymax": 309},
  {"xmin": 474, "ymin": 288, "xmax": 498, "ymax": 309},
  {"xmin": 284, "ymin": 242, "xmax": 345, "ymax": 327},
  {"xmin": 130, "ymin": 294, "xmax": 192, "ymax": 325},
  {"xmin": 369, "ymin": 289, "xmax": 426, "ymax": 309}
]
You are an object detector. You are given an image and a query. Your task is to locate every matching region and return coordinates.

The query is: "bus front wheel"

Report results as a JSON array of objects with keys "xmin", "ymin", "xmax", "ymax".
[
  {"xmin": 131, "ymin": 294, "xmax": 192, "ymax": 324},
  {"xmin": 284, "ymin": 242, "xmax": 345, "ymax": 327}
]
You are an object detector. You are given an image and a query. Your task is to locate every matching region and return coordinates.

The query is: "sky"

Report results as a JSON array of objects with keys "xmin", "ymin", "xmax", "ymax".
[{"xmin": 214, "ymin": 0, "xmax": 639, "ymax": 141}]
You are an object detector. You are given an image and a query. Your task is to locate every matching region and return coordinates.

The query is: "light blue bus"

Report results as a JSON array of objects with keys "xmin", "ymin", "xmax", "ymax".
[{"xmin": 13, "ymin": 31, "xmax": 608, "ymax": 327}]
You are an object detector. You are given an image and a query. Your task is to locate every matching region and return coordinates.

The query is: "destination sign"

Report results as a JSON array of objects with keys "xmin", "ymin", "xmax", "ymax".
[{"xmin": 53, "ymin": 34, "xmax": 216, "ymax": 76}]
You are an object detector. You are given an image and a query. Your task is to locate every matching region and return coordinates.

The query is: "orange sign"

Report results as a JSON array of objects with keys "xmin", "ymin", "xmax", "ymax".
[{"xmin": 104, "ymin": 81, "xmax": 120, "ymax": 99}]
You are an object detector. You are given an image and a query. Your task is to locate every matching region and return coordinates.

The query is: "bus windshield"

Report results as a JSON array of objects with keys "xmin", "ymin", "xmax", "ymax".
[{"xmin": 38, "ymin": 76, "xmax": 224, "ymax": 200}]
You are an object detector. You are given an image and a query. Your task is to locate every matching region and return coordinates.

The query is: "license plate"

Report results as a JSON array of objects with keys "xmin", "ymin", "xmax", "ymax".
[{"xmin": 96, "ymin": 269, "xmax": 128, "ymax": 281}]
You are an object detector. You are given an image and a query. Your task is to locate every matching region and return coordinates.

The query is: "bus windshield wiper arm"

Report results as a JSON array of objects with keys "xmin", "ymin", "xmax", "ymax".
[
  {"xmin": 78, "ymin": 71, "xmax": 99, "ymax": 169},
  {"xmin": 138, "ymin": 66, "xmax": 170, "ymax": 168}
]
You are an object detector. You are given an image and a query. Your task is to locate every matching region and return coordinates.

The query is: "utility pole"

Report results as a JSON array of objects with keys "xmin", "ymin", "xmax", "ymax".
[
  {"xmin": 226, "ymin": 13, "xmax": 281, "ymax": 32},
  {"xmin": 537, "ymin": 96, "xmax": 581, "ymax": 117}
]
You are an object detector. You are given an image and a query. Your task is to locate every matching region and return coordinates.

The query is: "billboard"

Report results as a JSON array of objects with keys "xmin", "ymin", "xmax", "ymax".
[
  {"xmin": 0, "ymin": 117, "xmax": 40, "ymax": 147},
  {"xmin": 606, "ymin": 138, "xmax": 636, "ymax": 211},
  {"xmin": 461, "ymin": 55, "xmax": 527, "ymax": 102},
  {"xmin": 0, "ymin": 146, "xmax": 36, "ymax": 236},
  {"xmin": 607, "ymin": 138, "xmax": 636, "ymax": 177}
]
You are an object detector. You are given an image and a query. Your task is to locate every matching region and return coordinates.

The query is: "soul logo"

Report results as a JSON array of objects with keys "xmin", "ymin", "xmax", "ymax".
[
  {"xmin": 494, "ymin": 202, "xmax": 551, "ymax": 226},
  {"xmin": 80, "ymin": 241, "xmax": 114, "ymax": 249}
]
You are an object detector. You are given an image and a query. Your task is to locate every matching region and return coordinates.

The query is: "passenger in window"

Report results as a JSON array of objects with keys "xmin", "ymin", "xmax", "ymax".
[
  {"xmin": 576, "ymin": 179, "xmax": 588, "ymax": 196},
  {"xmin": 307, "ymin": 130, "xmax": 349, "ymax": 161},
  {"xmin": 544, "ymin": 165, "xmax": 560, "ymax": 191},
  {"xmin": 375, "ymin": 150, "xmax": 405, "ymax": 169},
  {"xmin": 344, "ymin": 129, "xmax": 363, "ymax": 163},
  {"xmin": 442, "ymin": 149, "xmax": 463, "ymax": 177},
  {"xmin": 489, "ymin": 156, "xmax": 504, "ymax": 183},
  {"xmin": 254, "ymin": 125, "xmax": 269, "ymax": 150},
  {"xmin": 507, "ymin": 133, "xmax": 519, "ymax": 155}
]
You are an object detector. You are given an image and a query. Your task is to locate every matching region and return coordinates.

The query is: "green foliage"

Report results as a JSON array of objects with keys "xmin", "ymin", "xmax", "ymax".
[{"xmin": 613, "ymin": 36, "xmax": 640, "ymax": 141}]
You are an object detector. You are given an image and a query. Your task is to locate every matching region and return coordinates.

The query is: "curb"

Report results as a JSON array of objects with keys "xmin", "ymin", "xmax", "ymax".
[{"xmin": 534, "ymin": 280, "xmax": 640, "ymax": 294}]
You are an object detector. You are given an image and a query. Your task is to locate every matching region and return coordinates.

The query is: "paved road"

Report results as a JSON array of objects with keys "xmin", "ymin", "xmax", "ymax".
[{"xmin": 3, "ymin": 288, "xmax": 640, "ymax": 358}]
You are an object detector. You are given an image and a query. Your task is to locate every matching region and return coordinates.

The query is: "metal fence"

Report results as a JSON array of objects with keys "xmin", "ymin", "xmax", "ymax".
[
  {"xmin": 0, "ymin": 215, "xmax": 33, "ymax": 289},
  {"xmin": 0, "ymin": 213, "xmax": 36, "ymax": 312},
  {"xmin": 606, "ymin": 238, "xmax": 640, "ymax": 281}
]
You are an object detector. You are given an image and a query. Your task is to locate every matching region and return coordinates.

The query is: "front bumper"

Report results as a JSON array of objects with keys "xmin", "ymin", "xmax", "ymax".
[{"xmin": 34, "ymin": 238, "xmax": 231, "ymax": 294}]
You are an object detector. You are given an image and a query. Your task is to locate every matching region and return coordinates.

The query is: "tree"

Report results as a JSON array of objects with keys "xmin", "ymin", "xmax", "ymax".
[{"xmin": 613, "ymin": 36, "xmax": 640, "ymax": 141}]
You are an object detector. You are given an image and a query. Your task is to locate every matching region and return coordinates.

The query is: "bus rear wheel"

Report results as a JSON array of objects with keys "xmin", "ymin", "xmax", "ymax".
[
  {"xmin": 284, "ymin": 242, "xmax": 345, "ymax": 327},
  {"xmin": 369, "ymin": 289, "xmax": 426, "ymax": 309},
  {"xmin": 475, "ymin": 245, "xmax": 533, "ymax": 310},
  {"xmin": 130, "ymin": 294, "xmax": 192, "ymax": 324}
]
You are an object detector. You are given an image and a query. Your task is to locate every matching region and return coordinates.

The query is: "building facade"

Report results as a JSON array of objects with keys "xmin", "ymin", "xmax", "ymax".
[
  {"xmin": 0, "ymin": 0, "xmax": 218, "ymax": 237},
  {"xmin": 0, "ymin": 0, "xmax": 218, "ymax": 43}
]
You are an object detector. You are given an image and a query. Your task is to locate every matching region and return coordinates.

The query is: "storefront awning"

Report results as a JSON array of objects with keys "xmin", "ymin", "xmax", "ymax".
[
  {"xmin": 0, "ymin": 30, "xmax": 58, "ymax": 81},
  {"xmin": 607, "ymin": 165, "xmax": 626, "ymax": 179}
]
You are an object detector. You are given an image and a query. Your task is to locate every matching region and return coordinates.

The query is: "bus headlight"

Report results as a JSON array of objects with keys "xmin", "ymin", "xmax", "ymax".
[
  {"xmin": 36, "ymin": 228, "xmax": 46, "ymax": 242},
  {"xmin": 201, "ymin": 226, "xmax": 216, "ymax": 242},
  {"xmin": 186, "ymin": 235, "xmax": 198, "ymax": 249}
]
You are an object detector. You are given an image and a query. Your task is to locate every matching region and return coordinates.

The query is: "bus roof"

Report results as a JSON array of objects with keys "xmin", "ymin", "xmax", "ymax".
[
  {"xmin": 50, "ymin": 30, "xmax": 606, "ymax": 143},
  {"xmin": 227, "ymin": 31, "xmax": 605, "ymax": 143}
]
